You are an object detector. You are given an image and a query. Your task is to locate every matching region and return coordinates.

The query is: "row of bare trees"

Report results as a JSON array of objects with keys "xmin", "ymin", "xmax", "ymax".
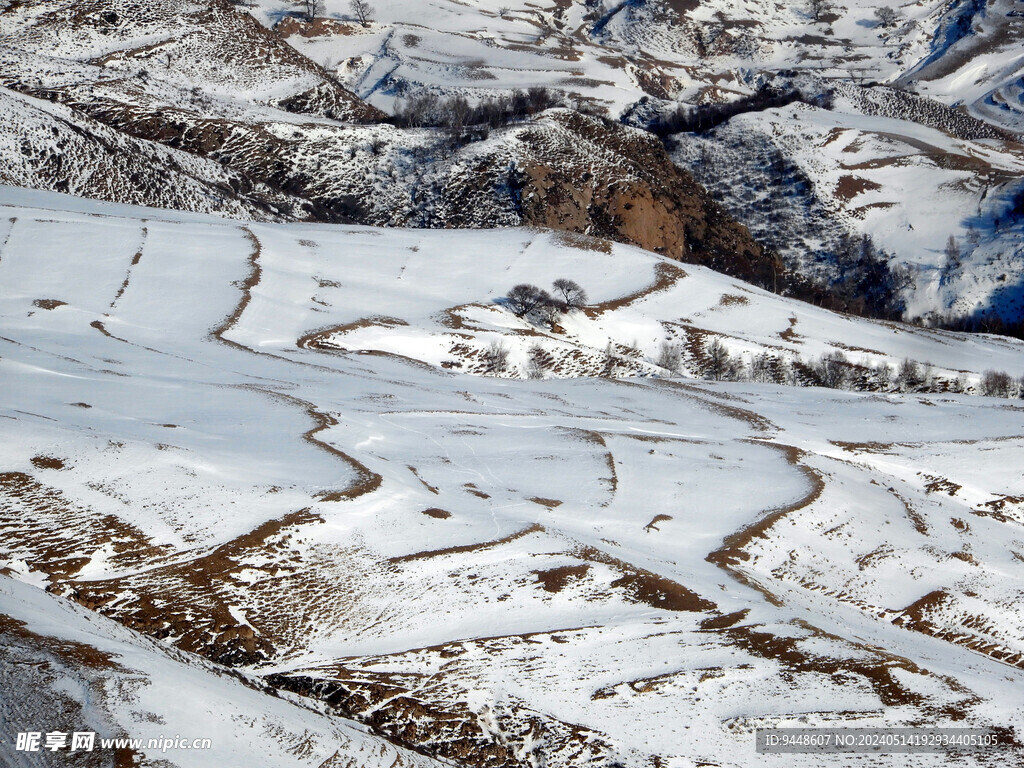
[
  {"xmin": 301, "ymin": 0, "xmax": 372, "ymax": 25},
  {"xmin": 393, "ymin": 87, "xmax": 564, "ymax": 131},
  {"xmin": 505, "ymin": 280, "xmax": 587, "ymax": 318}
]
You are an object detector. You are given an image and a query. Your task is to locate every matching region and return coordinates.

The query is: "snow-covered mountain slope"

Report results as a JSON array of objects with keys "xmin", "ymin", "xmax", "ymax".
[
  {"xmin": 0, "ymin": 0, "xmax": 382, "ymax": 122},
  {"xmin": 247, "ymin": 0, "xmax": 1023, "ymax": 128},
  {"xmin": 2, "ymin": 0, "xmax": 1020, "ymax": 322},
  {"xmin": 673, "ymin": 96, "xmax": 1024, "ymax": 322},
  {"xmin": 242, "ymin": 0, "xmax": 1024, "ymax": 321},
  {"xmin": 1, "ymin": 1, "xmax": 780, "ymax": 283},
  {"xmin": 0, "ymin": 84, "xmax": 309, "ymax": 219},
  {"xmin": 0, "ymin": 575, "xmax": 446, "ymax": 768},
  {"xmin": 2, "ymin": 186, "xmax": 1023, "ymax": 766}
]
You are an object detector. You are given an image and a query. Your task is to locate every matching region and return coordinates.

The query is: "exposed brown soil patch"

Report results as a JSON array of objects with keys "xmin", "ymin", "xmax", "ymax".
[
  {"xmin": 923, "ymin": 475, "xmax": 961, "ymax": 497},
  {"xmin": 534, "ymin": 564, "xmax": 590, "ymax": 592},
  {"xmin": 779, "ymin": 316, "xmax": 801, "ymax": 343},
  {"xmin": 655, "ymin": 380, "xmax": 776, "ymax": 433},
  {"xmin": 891, "ymin": 590, "xmax": 1023, "ymax": 669},
  {"xmin": 90, "ymin": 319, "xmax": 114, "ymax": 339},
  {"xmin": 981, "ymin": 494, "xmax": 1024, "ymax": 513},
  {"xmin": 62, "ymin": 507, "xmax": 326, "ymax": 666},
  {"xmin": 830, "ymin": 440, "xmax": 897, "ymax": 454},
  {"xmin": 30, "ymin": 455, "xmax": 66, "ymax": 470},
  {"xmin": 723, "ymin": 623, "xmax": 928, "ymax": 707},
  {"xmin": 248, "ymin": 388, "xmax": 383, "ymax": 503},
  {"xmin": 269, "ymin": 658, "xmax": 620, "ymax": 768},
  {"xmin": 422, "ymin": 507, "xmax": 451, "ymax": 519},
  {"xmin": 388, "ymin": 523, "xmax": 544, "ymax": 564},
  {"xmin": 211, "ymin": 227, "xmax": 261, "ymax": 349},
  {"xmin": 111, "ymin": 226, "xmax": 147, "ymax": 307},
  {"xmin": 644, "ymin": 514, "xmax": 673, "ymax": 531},
  {"xmin": 573, "ymin": 545, "xmax": 715, "ymax": 612},
  {"xmin": 0, "ymin": 613, "xmax": 122, "ymax": 671},
  {"xmin": 556, "ymin": 427, "xmax": 617, "ymax": 503},
  {"xmin": 275, "ymin": 16, "xmax": 358, "ymax": 38},
  {"xmin": 0, "ymin": 471, "xmax": 170, "ymax": 581},
  {"xmin": 551, "ymin": 229, "xmax": 612, "ymax": 253},
  {"xmin": 834, "ymin": 174, "xmax": 883, "ymax": 201},
  {"xmin": 830, "ymin": 340, "xmax": 885, "ymax": 355},
  {"xmin": 438, "ymin": 303, "xmax": 493, "ymax": 332},
  {"xmin": 528, "ymin": 496, "xmax": 562, "ymax": 509},
  {"xmin": 32, "ymin": 299, "xmax": 67, "ymax": 310},
  {"xmin": 715, "ymin": 293, "xmax": 749, "ymax": 308},
  {"xmin": 408, "ymin": 466, "xmax": 439, "ymax": 494},
  {"xmin": 705, "ymin": 442, "xmax": 824, "ymax": 605},
  {"xmin": 699, "ymin": 609, "xmax": 750, "ymax": 630}
]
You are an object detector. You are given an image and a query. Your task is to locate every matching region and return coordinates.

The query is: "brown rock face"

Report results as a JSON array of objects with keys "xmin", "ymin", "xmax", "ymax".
[{"xmin": 449, "ymin": 111, "xmax": 780, "ymax": 288}]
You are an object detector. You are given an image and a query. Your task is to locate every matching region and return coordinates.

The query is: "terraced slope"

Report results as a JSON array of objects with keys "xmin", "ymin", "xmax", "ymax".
[{"xmin": 1, "ymin": 187, "xmax": 1022, "ymax": 766}]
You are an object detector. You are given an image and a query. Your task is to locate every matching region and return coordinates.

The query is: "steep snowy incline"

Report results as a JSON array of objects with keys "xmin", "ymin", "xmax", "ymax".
[
  {"xmin": 0, "ymin": 574, "xmax": 446, "ymax": 768},
  {"xmin": 1, "ymin": 186, "xmax": 1023, "ymax": 766}
]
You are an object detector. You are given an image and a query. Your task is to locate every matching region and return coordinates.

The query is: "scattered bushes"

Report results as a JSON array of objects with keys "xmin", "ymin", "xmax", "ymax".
[
  {"xmin": 980, "ymin": 369, "xmax": 1013, "ymax": 398},
  {"xmin": 490, "ymin": 281, "xmax": 1019, "ymax": 398},
  {"xmin": 392, "ymin": 87, "xmax": 565, "ymax": 132},
  {"xmin": 647, "ymin": 86, "xmax": 832, "ymax": 136},
  {"xmin": 812, "ymin": 351, "xmax": 850, "ymax": 389}
]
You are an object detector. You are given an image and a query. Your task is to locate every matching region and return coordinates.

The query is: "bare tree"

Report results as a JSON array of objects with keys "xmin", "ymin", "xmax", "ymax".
[
  {"xmin": 600, "ymin": 341, "xmax": 618, "ymax": 378},
  {"xmin": 526, "ymin": 344, "xmax": 551, "ymax": 380},
  {"xmin": 814, "ymin": 351, "xmax": 850, "ymax": 389},
  {"xmin": 552, "ymin": 278, "xmax": 587, "ymax": 310},
  {"xmin": 704, "ymin": 338, "xmax": 731, "ymax": 381},
  {"xmin": 395, "ymin": 92, "xmax": 440, "ymax": 128},
  {"xmin": 807, "ymin": 0, "xmax": 833, "ymax": 21},
  {"xmin": 349, "ymin": 0, "xmax": 374, "ymax": 26},
  {"xmin": 303, "ymin": 0, "xmax": 322, "ymax": 21},
  {"xmin": 897, "ymin": 358, "xmax": 922, "ymax": 391},
  {"xmin": 943, "ymin": 235, "xmax": 961, "ymax": 282},
  {"xmin": 873, "ymin": 362, "xmax": 893, "ymax": 390},
  {"xmin": 749, "ymin": 351, "xmax": 774, "ymax": 383},
  {"xmin": 442, "ymin": 94, "xmax": 472, "ymax": 136},
  {"xmin": 505, "ymin": 284, "xmax": 552, "ymax": 317},
  {"xmin": 873, "ymin": 6, "xmax": 900, "ymax": 27},
  {"xmin": 657, "ymin": 341, "xmax": 683, "ymax": 376}
]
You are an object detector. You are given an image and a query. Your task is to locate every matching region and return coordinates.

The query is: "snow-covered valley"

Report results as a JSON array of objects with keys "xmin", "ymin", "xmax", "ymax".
[{"xmin": 1, "ymin": 186, "xmax": 1023, "ymax": 766}]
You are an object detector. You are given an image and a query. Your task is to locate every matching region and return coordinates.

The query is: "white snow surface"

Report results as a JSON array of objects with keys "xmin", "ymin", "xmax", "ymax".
[{"xmin": 1, "ymin": 187, "xmax": 1024, "ymax": 766}]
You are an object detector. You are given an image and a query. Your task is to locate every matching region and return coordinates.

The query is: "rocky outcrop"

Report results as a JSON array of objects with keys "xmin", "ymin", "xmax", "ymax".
[
  {"xmin": 1, "ymin": 0, "xmax": 778, "ymax": 289},
  {"xmin": 434, "ymin": 111, "xmax": 781, "ymax": 287}
]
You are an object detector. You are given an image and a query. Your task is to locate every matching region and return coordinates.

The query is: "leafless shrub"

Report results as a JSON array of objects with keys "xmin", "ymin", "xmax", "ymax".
[
  {"xmin": 813, "ymin": 351, "xmax": 850, "ymax": 389},
  {"xmin": 484, "ymin": 340, "xmax": 510, "ymax": 374},
  {"xmin": 526, "ymin": 344, "xmax": 550, "ymax": 380},
  {"xmin": 980, "ymin": 369, "xmax": 1012, "ymax": 398},
  {"xmin": 897, "ymin": 358, "xmax": 922, "ymax": 391},
  {"xmin": 657, "ymin": 341, "xmax": 683, "ymax": 375}
]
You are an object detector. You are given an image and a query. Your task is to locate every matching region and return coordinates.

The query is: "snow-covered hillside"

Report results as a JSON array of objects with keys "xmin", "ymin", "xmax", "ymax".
[
  {"xmin": 241, "ymin": 0, "xmax": 1024, "ymax": 321},
  {"xmin": 2, "ymin": 186, "xmax": 1023, "ymax": 767},
  {"xmin": 2, "ymin": 0, "xmax": 1021, "ymax": 322}
]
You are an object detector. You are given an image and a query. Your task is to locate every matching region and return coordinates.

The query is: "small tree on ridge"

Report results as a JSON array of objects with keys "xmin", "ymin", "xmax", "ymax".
[{"xmin": 349, "ymin": 0, "xmax": 374, "ymax": 27}]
